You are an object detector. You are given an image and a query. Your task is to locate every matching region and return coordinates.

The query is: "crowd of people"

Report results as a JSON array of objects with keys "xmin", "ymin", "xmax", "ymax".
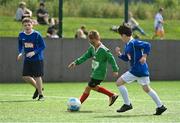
[
  {"xmin": 15, "ymin": 1, "xmax": 59, "ymax": 38},
  {"xmin": 15, "ymin": 1, "xmax": 165, "ymax": 40},
  {"xmin": 110, "ymin": 8, "xmax": 165, "ymax": 40}
]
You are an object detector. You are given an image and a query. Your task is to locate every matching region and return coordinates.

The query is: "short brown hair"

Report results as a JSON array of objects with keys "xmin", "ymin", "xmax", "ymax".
[
  {"xmin": 88, "ymin": 30, "xmax": 100, "ymax": 40},
  {"xmin": 118, "ymin": 23, "xmax": 132, "ymax": 36},
  {"xmin": 22, "ymin": 18, "xmax": 32, "ymax": 24}
]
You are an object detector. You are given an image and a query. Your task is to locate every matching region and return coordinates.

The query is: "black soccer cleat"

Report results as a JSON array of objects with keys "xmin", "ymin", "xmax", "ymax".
[
  {"xmin": 38, "ymin": 95, "xmax": 45, "ymax": 101},
  {"xmin": 32, "ymin": 89, "xmax": 38, "ymax": 99},
  {"xmin": 109, "ymin": 94, "xmax": 119, "ymax": 106},
  {"xmin": 153, "ymin": 105, "xmax": 167, "ymax": 115},
  {"xmin": 117, "ymin": 104, "xmax": 133, "ymax": 112},
  {"xmin": 32, "ymin": 88, "xmax": 44, "ymax": 99}
]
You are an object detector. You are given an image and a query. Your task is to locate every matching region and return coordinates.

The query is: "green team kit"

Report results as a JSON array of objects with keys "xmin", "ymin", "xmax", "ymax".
[{"xmin": 74, "ymin": 43, "xmax": 119, "ymax": 80}]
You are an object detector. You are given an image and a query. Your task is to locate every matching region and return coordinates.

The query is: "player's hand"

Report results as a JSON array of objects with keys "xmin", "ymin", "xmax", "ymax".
[
  {"xmin": 17, "ymin": 53, "xmax": 23, "ymax": 61},
  {"xmin": 115, "ymin": 47, "xmax": 121, "ymax": 56},
  {"xmin": 26, "ymin": 51, "xmax": 35, "ymax": 58},
  {"xmin": 112, "ymin": 72, "xmax": 118, "ymax": 77},
  {"xmin": 68, "ymin": 62, "xmax": 76, "ymax": 69},
  {"xmin": 139, "ymin": 54, "xmax": 147, "ymax": 64}
]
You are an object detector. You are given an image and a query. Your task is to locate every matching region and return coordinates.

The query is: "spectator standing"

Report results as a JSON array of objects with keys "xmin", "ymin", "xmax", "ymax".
[
  {"xmin": 152, "ymin": 8, "xmax": 164, "ymax": 40},
  {"xmin": 15, "ymin": 1, "xmax": 32, "ymax": 21}
]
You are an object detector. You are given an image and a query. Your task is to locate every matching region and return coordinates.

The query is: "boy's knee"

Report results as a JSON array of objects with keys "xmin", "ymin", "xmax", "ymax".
[
  {"xmin": 142, "ymin": 85, "xmax": 151, "ymax": 93},
  {"xmin": 116, "ymin": 77, "xmax": 125, "ymax": 86},
  {"xmin": 84, "ymin": 86, "xmax": 92, "ymax": 93},
  {"xmin": 22, "ymin": 76, "xmax": 30, "ymax": 80}
]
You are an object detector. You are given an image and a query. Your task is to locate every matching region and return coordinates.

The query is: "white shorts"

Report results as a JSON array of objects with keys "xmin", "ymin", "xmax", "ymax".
[{"xmin": 119, "ymin": 71, "xmax": 150, "ymax": 85}]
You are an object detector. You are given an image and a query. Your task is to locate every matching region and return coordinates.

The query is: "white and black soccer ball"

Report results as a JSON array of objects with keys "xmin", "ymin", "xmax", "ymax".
[{"xmin": 67, "ymin": 97, "xmax": 81, "ymax": 111}]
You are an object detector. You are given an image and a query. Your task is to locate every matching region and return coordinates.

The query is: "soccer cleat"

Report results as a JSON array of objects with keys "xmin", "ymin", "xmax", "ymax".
[
  {"xmin": 32, "ymin": 89, "xmax": 38, "ymax": 99},
  {"xmin": 117, "ymin": 104, "xmax": 133, "ymax": 112},
  {"xmin": 109, "ymin": 94, "xmax": 119, "ymax": 106},
  {"xmin": 38, "ymin": 95, "xmax": 45, "ymax": 101},
  {"xmin": 32, "ymin": 88, "xmax": 44, "ymax": 99},
  {"xmin": 153, "ymin": 105, "xmax": 167, "ymax": 115}
]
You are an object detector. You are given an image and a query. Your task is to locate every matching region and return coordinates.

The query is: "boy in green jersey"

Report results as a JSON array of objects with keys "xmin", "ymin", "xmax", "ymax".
[{"xmin": 68, "ymin": 30, "xmax": 119, "ymax": 106}]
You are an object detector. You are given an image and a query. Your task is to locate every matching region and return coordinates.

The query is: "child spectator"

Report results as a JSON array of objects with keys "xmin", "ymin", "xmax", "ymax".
[{"xmin": 152, "ymin": 8, "xmax": 164, "ymax": 40}]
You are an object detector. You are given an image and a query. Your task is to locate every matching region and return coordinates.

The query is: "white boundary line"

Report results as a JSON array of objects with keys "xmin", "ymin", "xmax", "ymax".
[{"xmin": 0, "ymin": 93, "xmax": 180, "ymax": 103}]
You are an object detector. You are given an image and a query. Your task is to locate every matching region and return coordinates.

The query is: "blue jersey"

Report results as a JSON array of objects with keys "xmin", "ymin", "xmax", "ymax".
[
  {"xmin": 118, "ymin": 39, "xmax": 151, "ymax": 77},
  {"xmin": 18, "ymin": 30, "xmax": 46, "ymax": 61}
]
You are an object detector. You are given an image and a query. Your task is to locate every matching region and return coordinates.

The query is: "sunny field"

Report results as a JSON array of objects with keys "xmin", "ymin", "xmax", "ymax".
[{"xmin": 0, "ymin": 81, "xmax": 180, "ymax": 123}]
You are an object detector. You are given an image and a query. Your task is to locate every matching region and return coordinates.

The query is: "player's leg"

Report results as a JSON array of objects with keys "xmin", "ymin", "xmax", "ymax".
[
  {"xmin": 116, "ymin": 71, "xmax": 135, "ymax": 112},
  {"xmin": 134, "ymin": 26, "xmax": 146, "ymax": 35},
  {"xmin": 79, "ymin": 86, "xmax": 91, "ymax": 104},
  {"xmin": 22, "ymin": 76, "xmax": 37, "ymax": 88},
  {"xmin": 32, "ymin": 60, "xmax": 44, "ymax": 100},
  {"xmin": 160, "ymin": 28, "xmax": 165, "ymax": 40},
  {"xmin": 92, "ymin": 85, "xmax": 118, "ymax": 106},
  {"xmin": 22, "ymin": 61, "xmax": 38, "ymax": 99},
  {"xmin": 138, "ymin": 77, "xmax": 167, "ymax": 115},
  {"xmin": 22, "ymin": 61, "xmax": 37, "ymax": 88},
  {"xmin": 34, "ymin": 77, "xmax": 44, "ymax": 100},
  {"xmin": 87, "ymin": 78, "xmax": 118, "ymax": 106},
  {"xmin": 152, "ymin": 27, "xmax": 158, "ymax": 39}
]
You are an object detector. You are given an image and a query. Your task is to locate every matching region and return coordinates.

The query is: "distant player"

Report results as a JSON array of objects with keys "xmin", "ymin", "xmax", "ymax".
[
  {"xmin": 115, "ymin": 24, "xmax": 167, "ymax": 115},
  {"xmin": 17, "ymin": 18, "xmax": 46, "ymax": 100},
  {"xmin": 68, "ymin": 30, "xmax": 119, "ymax": 106}
]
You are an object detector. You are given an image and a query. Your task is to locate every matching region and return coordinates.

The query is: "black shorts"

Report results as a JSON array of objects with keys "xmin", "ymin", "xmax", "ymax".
[
  {"xmin": 23, "ymin": 60, "xmax": 44, "ymax": 77},
  {"xmin": 88, "ymin": 78, "xmax": 103, "ymax": 87}
]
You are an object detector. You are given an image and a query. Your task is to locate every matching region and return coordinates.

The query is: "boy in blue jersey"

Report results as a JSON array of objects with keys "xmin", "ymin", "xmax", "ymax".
[
  {"xmin": 17, "ymin": 18, "xmax": 46, "ymax": 101},
  {"xmin": 115, "ymin": 24, "xmax": 167, "ymax": 115}
]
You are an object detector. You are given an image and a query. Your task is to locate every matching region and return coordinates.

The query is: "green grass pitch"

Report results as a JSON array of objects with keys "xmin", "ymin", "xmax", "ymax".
[{"xmin": 0, "ymin": 81, "xmax": 180, "ymax": 123}]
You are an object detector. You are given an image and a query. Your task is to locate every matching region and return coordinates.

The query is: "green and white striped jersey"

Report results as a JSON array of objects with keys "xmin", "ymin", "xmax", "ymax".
[{"xmin": 75, "ymin": 43, "xmax": 119, "ymax": 80}]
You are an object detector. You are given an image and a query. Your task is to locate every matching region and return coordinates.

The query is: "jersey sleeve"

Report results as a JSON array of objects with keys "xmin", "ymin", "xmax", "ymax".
[
  {"xmin": 106, "ymin": 50, "xmax": 119, "ymax": 72},
  {"xmin": 118, "ymin": 44, "xmax": 131, "ymax": 62},
  {"xmin": 118, "ymin": 54, "xmax": 129, "ymax": 61},
  {"xmin": 34, "ymin": 33, "xmax": 46, "ymax": 54},
  {"xmin": 18, "ymin": 34, "xmax": 23, "ymax": 54},
  {"xmin": 74, "ymin": 47, "xmax": 92, "ymax": 65},
  {"xmin": 134, "ymin": 40, "xmax": 151, "ymax": 55}
]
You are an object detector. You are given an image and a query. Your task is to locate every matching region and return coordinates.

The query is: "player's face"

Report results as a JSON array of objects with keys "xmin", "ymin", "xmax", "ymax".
[
  {"xmin": 89, "ymin": 38, "xmax": 96, "ymax": 46},
  {"xmin": 23, "ymin": 22, "xmax": 33, "ymax": 34},
  {"xmin": 120, "ymin": 34, "xmax": 130, "ymax": 43},
  {"xmin": 120, "ymin": 34, "xmax": 126, "ymax": 42}
]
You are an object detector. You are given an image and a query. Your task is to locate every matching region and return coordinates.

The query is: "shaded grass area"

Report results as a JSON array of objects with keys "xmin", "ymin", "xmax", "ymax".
[
  {"xmin": 0, "ymin": 81, "xmax": 180, "ymax": 122},
  {"xmin": 0, "ymin": 16, "xmax": 180, "ymax": 40}
]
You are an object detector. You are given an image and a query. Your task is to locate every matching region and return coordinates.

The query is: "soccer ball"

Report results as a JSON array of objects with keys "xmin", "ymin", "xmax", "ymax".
[{"xmin": 67, "ymin": 97, "xmax": 81, "ymax": 111}]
